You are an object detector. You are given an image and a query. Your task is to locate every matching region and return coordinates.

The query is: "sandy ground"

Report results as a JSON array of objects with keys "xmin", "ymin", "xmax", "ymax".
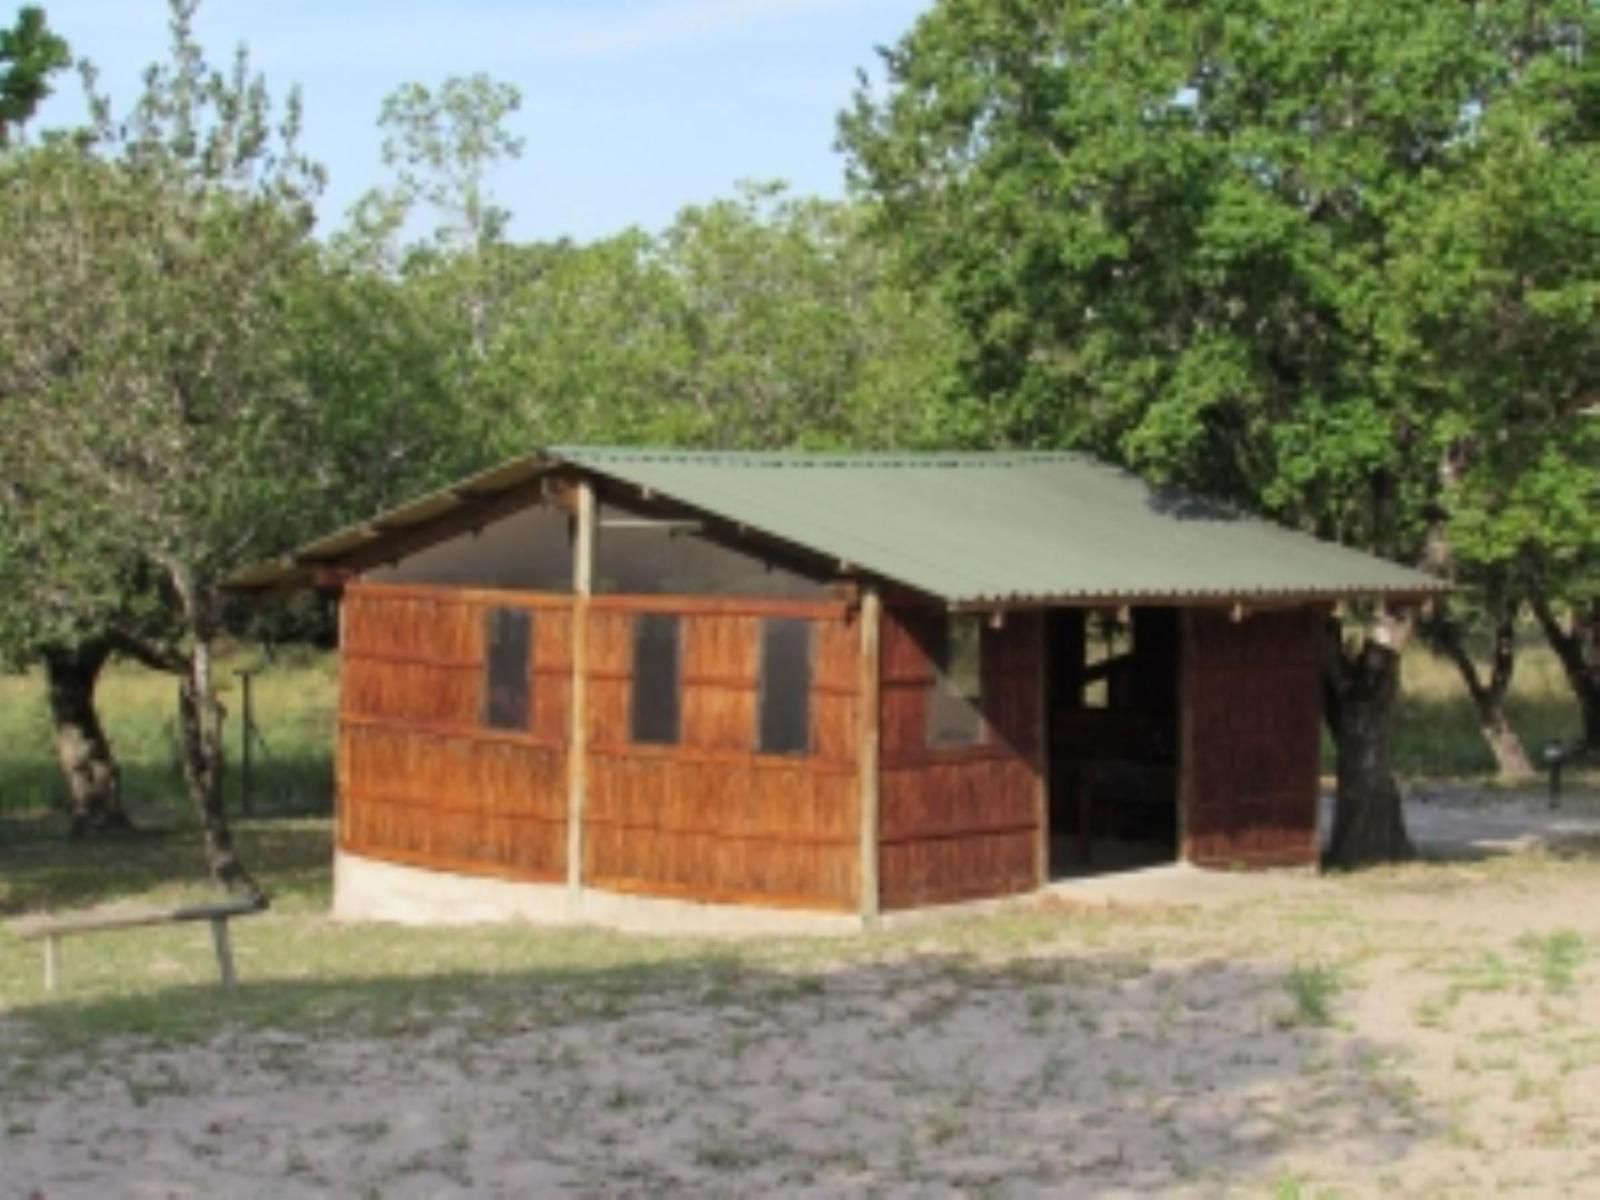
[{"xmin": 5, "ymin": 795, "xmax": 1600, "ymax": 1198}]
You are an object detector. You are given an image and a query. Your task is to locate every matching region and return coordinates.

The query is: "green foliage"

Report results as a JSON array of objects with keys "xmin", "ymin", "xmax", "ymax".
[
  {"xmin": 0, "ymin": 0, "xmax": 324, "ymax": 658},
  {"xmin": 474, "ymin": 182, "xmax": 962, "ymax": 452},
  {"xmin": 374, "ymin": 73, "xmax": 523, "ymax": 253},
  {"xmin": 841, "ymin": 0, "xmax": 1600, "ymax": 577},
  {"xmin": 0, "ymin": 5, "xmax": 69, "ymax": 146}
]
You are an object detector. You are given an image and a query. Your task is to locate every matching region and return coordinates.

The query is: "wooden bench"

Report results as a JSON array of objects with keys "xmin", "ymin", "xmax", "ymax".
[{"xmin": 8, "ymin": 895, "xmax": 269, "ymax": 993}]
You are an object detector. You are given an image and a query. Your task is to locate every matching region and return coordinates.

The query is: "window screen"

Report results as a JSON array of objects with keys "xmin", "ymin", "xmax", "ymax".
[
  {"xmin": 483, "ymin": 607, "xmax": 532, "ymax": 730},
  {"xmin": 631, "ymin": 613, "xmax": 682, "ymax": 745},
  {"xmin": 758, "ymin": 618, "xmax": 812, "ymax": 755},
  {"xmin": 928, "ymin": 614, "xmax": 984, "ymax": 746}
]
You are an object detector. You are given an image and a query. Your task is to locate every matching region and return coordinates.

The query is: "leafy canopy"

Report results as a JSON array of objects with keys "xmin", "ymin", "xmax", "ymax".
[
  {"xmin": 841, "ymin": 0, "xmax": 1600, "ymax": 580},
  {"xmin": 0, "ymin": 5, "xmax": 69, "ymax": 146}
]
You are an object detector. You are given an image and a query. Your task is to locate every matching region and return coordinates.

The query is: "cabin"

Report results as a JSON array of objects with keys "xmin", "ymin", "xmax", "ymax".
[{"xmin": 230, "ymin": 447, "xmax": 1444, "ymax": 931}]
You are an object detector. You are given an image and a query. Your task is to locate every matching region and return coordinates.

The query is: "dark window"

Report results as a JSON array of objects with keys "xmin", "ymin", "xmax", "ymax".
[
  {"xmin": 483, "ymin": 607, "xmax": 532, "ymax": 730},
  {"xmin": 631, "ymin": 613, "xmax": 681, "ymax": 745},
  {"xmin": 758, "ymin": 618, "xmax": 812, "ymax": 755},
  {"xmin": 928, "ymin": 614, "xmax": 984, "ymax": 746}
]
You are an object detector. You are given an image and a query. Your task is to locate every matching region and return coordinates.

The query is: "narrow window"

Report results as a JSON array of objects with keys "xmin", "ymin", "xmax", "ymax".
[
  {"xmin": 758, "ymin": 618, "xmax": 812, "ymax": 755},
  {"xmin": 483, "ymin": 607, "xmax": 533, "ymax": 730},
  {"xmin": 928, "ymin": 614, "xmax": 984, "ymax": 746},
  {"xmin": 631, "ymin": 613, "xmax": 681, "ymax": 745}
]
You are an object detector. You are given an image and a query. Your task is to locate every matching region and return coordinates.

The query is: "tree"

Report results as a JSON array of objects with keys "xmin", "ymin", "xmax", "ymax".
[
  {"xmin": 1422, "ymin": 587, "xmax": 1534, "ymax": 781},
  {"xmin": 0, "ymin": 495, "xmax": 142, "ymax": 833},
  {"xmin": 344, "ymin": 74, "xmax": 525, "ymax": 366},
  {"xmin": 477, "ymin": 185, "xmax": 962, "ymax": 454},
  {"xmin": 841, "ymin": 0, "xmax": 1600, "ymax": 864},
  {"xmin": 374, "ymin": 73, "xmax": 523, "ymax": 256},
  {"xmin": 1534, "ymin": 593, "xmax": 1600, "ymax": 749},
  {"xmin": 0, "ymin": 5, "xmax": 69, "ymax": 146},
  {"xmin": 657, "ymin": 183, "xmax": 960, "ymax": 449},
  {"xmin": 0, "ymin": 0, "xmax": 325, "ymax": 890}
]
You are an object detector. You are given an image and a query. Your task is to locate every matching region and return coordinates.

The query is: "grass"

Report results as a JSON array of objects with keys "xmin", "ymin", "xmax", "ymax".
[
  {"xmin": 1385, "ymin": 637, "xmax": 1582, "ymax": 778},
  {"xmin": 1521, "ymin": 931, "xmax": 1586, "ymax": 995},
  {"xmin": 0, "ymin": 819, "xmax": 743, "ymax": 1044},
  {"xmin": 1280, "ymin": 963, "xmax": 1342, "ymax": 1028},
  {"xmin": 0, "ymin": 645, "xmax": 338, "ymax": 824}
]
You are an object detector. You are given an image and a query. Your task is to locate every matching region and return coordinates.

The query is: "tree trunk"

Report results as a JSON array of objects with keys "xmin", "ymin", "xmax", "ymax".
[
  {"xmin": 1531, "ymin": 592, "xmax": 1600, "ymax": 749},
  {"xmin": 176, "ymin": 637, "xmax": 257, "ymax": 896},
  {"xmin": 1324, "ymin": 619, "xmax": 1414, "ymax": 867},
  {"xmin": 1431, "ymin": 608, "xmax": 1535, "ymax": 780},
  {"xmin": 42, "ymin": 638, "xmax": 132, "ymax": 837}
]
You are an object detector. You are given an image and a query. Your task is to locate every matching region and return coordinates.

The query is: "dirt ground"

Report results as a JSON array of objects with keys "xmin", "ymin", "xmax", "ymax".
[{"xmin": 5, "ymin": 794, "xmax": 1600, "ymax": 1198}]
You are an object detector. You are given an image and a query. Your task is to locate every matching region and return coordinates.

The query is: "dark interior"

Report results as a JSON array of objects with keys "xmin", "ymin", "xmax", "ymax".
[{"xmin": 1046, "ymin": 606, "xmax": 1182, "ymax": 878}]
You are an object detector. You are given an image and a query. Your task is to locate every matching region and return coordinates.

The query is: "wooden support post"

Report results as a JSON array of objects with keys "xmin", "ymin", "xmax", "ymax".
[
  {"xmin": 210, "ymin": 917, "xmax": 236, "ymax": 990},
  {"xmin": 567, "ymin": 477, "xmax": 596, "ymax": 909},
  {"xmin": 858, "ymin": 585, "xmax": 882, "ymax": 925},
  {"xmin": 44, "ymin": 935, "xmax": 60, "ymax": 993},
  {"xmin": 335, "ymin": 597, "xmax": 350, "ymax": 851},
  {"xmin": 1176, "ymin": 609, "xmax": 1195, "ymax": 865},
  {"xmin": 1035, "ymin": 613, "xmax": 1051, "ymax": 889}
]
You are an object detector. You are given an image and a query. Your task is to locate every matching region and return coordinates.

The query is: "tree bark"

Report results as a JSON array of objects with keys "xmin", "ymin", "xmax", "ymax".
[
  {"xmin": 1430, "ymin": 607, "xmax": 1535, "ymax": 780},
  {"xmin": 41, "ymin": 638, "xmax": 132, "ymax": 837},
  {"xmin": 1323, "ymin": 617, "xmax": 1414, "ymax": 868},
  {"xmin": 1531, "ymin": 593, "xmax": 1600, "ymax": 749},
  {"xmin": 174, "ymin": 636, "xmax": 257, "ymax": 896}
]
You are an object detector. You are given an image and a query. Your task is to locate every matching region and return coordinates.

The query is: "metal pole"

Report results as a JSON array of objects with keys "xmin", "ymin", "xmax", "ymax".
[{"xmin": 236, "ymin": 668, "xmax": 256, "ymax": 817}]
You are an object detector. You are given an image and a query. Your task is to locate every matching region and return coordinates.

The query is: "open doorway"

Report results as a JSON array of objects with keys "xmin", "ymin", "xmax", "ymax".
[{"xmin": 1046, "ymin": 607, "xmax": 1181, "ymax": 877}]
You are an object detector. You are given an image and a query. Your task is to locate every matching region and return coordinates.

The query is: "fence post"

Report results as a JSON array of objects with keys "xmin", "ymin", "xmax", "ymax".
[{"xmin": 235, "ymin": 668, "xmax": 257, "ymax": 816}]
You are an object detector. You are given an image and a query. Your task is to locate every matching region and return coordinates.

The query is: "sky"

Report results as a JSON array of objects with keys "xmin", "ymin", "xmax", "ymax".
[{"xmin": 29, "ymin": 0, "xmax": 931, "ymax": 243}]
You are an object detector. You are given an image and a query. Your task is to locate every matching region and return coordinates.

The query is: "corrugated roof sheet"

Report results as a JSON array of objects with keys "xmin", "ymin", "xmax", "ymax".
[
  {"xmin": 228, "ymin": 446, "xmax": 1446, "ymax": 603},
  {"xmin": 550, "ymin": 446, "xmax": 1444, "ymax": 604}
]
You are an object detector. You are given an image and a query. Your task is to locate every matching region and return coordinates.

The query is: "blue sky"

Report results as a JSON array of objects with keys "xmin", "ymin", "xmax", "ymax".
[{"xmin": 31, "ymin": 0, "xmax": 930, "ymax": 242}]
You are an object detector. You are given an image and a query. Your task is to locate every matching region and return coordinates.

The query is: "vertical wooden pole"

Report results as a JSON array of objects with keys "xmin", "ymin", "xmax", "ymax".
[
  {"xmin": 1035, "ymin": 612, "xmax": 1051, "ymax": 889},
  {"xmin": 567, "ymin": 478, "xmax": 595, "ymax": 909},
  {"xmin": 857, "ymin": 585, "xmax": 882, "ymax": 925},
  {"xmin": 210, "ymin": 918, "xmax": 237, "ymax": 990},
  {"xmin": 43, "ymin": 935, "xmax": 60, "ymax": 993},
  {"xmin": 1176, "ymin": 609, "xmax": 1194, "ymax": 864},
  {"xmin": 335, "ymin": 597, "xmax": 348, "ymax": 852}
]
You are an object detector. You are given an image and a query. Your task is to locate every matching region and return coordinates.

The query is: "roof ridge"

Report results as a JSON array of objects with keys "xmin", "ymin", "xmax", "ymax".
[{"xmin": 548, "ymin": 445, "xmax": 1091, "ymax": 468}]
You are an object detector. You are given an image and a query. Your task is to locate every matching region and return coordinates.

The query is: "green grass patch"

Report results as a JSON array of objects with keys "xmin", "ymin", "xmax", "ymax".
[
  {"xmin": 1280, "ymin": 963, "xmax": 1343, "ymax": 1028},
  {"xmin": 0, "ymin": 647, "xmax": 337, "ymax": 822},
  {"xmin": 1520, "ymin": 930, "xmax": 1586, "ymax": 995},
  {"xmin": 0, "ymin": 817, "xmax": 747, "ymax": 1045},
  {"xmin": 1382, "ymin": 640, "xmax": 1580, "ymax": 778}
]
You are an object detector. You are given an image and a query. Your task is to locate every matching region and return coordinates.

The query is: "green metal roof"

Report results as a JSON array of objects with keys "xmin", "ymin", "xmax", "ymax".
[
  {"xmin": 557, "ymin": 447, "xmax": 1442, "ymax": 604},
  {"xmin": 229, "ymin": 446, "xmax": 1446, "ymax": 604}
]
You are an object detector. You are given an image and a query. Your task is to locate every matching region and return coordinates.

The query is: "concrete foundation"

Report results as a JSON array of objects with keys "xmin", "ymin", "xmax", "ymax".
[
  {"xmin": 333, "ymin": 851, "xmax": 865, "ymax": 937},
  {"xmin": 333, "ymin": 852, "xmax": 1334, "ymax": 938}
]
